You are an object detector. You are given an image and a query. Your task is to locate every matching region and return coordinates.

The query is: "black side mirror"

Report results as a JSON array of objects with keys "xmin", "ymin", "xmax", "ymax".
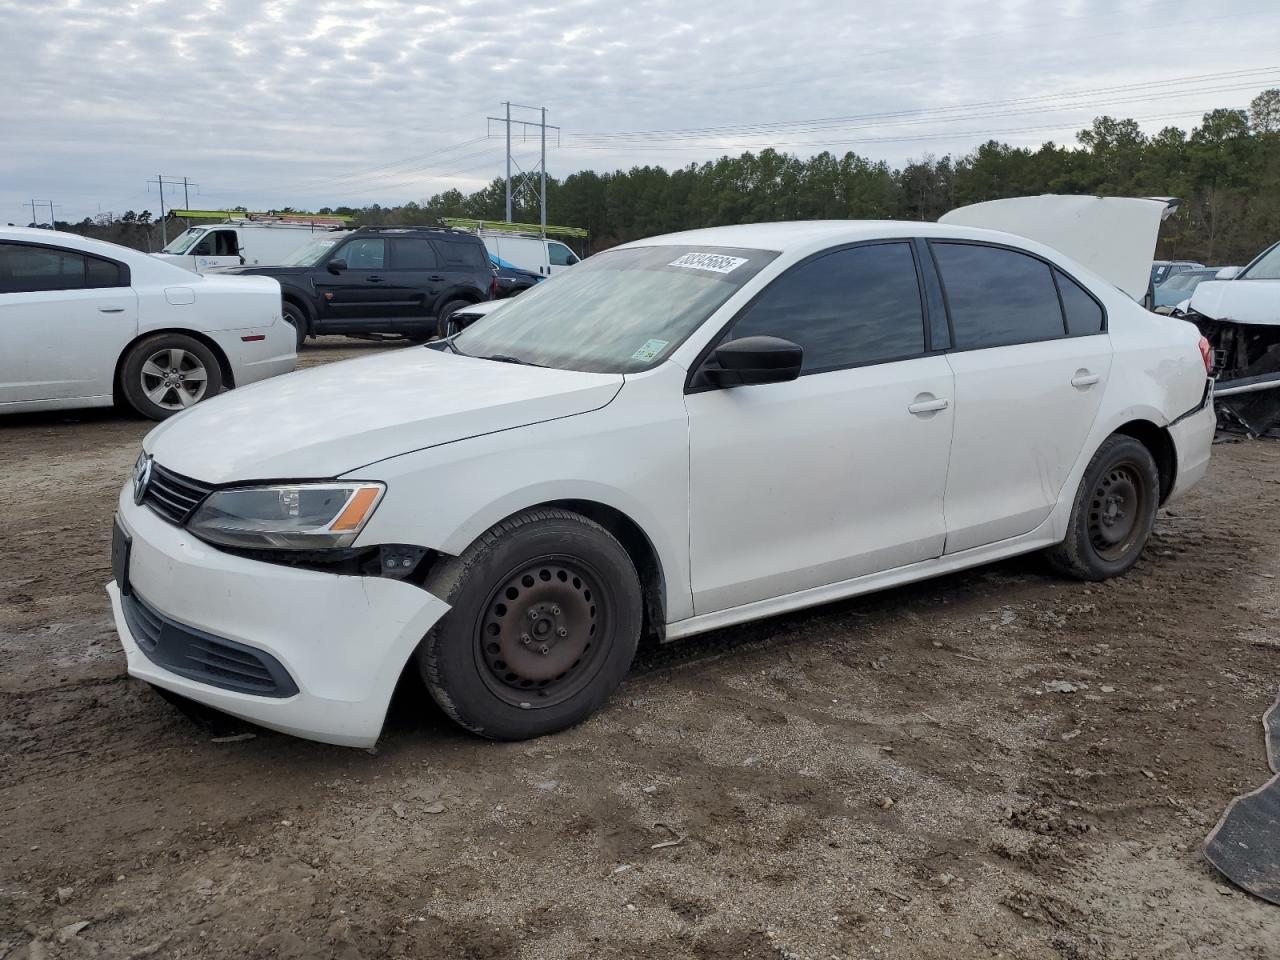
[
  {"xmin": 704, "ymin": 336, "xmax": 803, "ymax": 387},
  {"xmin": 326, "ymin": 259, "xmax": 347, "ymax": 274}
]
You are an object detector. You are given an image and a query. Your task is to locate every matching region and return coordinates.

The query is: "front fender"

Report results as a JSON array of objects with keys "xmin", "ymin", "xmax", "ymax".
[{"xmin": 350, "ymin": 369, "xmax": 695, "ymax": 622}]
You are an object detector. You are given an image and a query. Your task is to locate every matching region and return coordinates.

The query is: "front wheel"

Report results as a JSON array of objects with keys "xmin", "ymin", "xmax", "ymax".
[
  {"xmin": 282, "ymin": 301, "xmax": 308, "ymax": 350},
  {"xmin": 418, "ymin": 509, "xmax": 642, "ymax": 740},
  {"xmin": 435, "ymin": 299, "xmax": 474, "ymax": 340},
  {"xmin": 1045, "ymin": 435, "xmax": 1160, "ymax": 581},
  {"xmin": 119, "ymin": 333, "xmax": 223, "ymax": 420}
]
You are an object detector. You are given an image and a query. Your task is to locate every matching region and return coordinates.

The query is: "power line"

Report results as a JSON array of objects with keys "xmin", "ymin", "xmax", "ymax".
[{"xmin": 567, "ymin": 69, "xmax": 1280, "ymax": 144}]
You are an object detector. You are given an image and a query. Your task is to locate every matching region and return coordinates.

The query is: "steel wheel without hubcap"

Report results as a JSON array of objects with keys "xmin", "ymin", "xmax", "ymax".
[
  {"xmin": 140, "ymin": 347, "xmax": 208, "ymax": 411},
  {"xmin": 475, "ymin": 557, "xmax": 606, "ymax": 709},
  {"xmin": 1087, "ymin": 462, "xmax": 1148, "ymax": 562}
]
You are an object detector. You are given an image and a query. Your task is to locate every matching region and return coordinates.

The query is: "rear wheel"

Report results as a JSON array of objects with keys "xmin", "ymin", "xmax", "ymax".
[
  {"xmin": 119, "ymin": 333, "xmax": 223, "ymax": 420},
  {"xmin": 435, "ymin": 299, "xmax": 474, "ymax": 340},
  {"xmin": 282, "ymin": 301, "xmax": 308, "ymax": 349},
  {"xmin": 418, "ymin": 509, "xmax": 642, "ymax": 740},
  {"xmin": 1046, "ymin": 435, "xmax": 1159, "ymax": 581}
]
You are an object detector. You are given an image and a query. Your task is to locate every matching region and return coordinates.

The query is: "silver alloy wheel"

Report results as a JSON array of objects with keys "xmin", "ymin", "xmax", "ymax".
[{"xmin": 139, "ymin": 347, "xmax": 209, "ymax": 411}]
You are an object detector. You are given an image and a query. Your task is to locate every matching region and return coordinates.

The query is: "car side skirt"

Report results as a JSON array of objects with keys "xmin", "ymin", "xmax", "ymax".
[{"xmin": 664, "ymin": 525, "xmax": 1059, "ymax": 641}]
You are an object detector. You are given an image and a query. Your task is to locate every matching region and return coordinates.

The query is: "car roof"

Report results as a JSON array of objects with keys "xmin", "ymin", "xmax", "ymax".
[
  {"xmin": 0, "ymin": 226, "xmax": 147, "ymax": 261},
  {"xmin": 613, "ymin": 219, "xmax": 1073, "ymax": 257}
]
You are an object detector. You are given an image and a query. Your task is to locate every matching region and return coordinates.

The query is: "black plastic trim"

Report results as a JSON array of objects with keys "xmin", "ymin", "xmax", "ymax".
[{"xmin": 123, "ymin": 590, "xmax": 299, "ymax": 698}]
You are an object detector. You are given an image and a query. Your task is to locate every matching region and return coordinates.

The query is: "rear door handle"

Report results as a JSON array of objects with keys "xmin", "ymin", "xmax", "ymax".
[
  {"xmin": 907, "ymin": 396, "xmax": 950, "ymax": 415},
  {"xmin": 1071, "ymin": 371, "xmax": 1101, "ymax": 388},
  {"xmin": 98, "ymin": 306, "xmax": 125, "ymax": 313},
  {"xmin": 428, "ymin": 275, "xmax": 446, "ymax": 282},
  {"xmin": 366, "ymin": 275, "xmax": 385, "ymax": 283}
]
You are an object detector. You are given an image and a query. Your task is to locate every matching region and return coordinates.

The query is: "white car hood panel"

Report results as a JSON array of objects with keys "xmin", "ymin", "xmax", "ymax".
[
  {"xmin": 940, "ymin": 195, "xmax": 1170, "ymax": 301},
  {"xmin": 144, "ymin": 347, "xmax": 624, "ymax": 483},
  {"xmin": 1187, "ymin": 279, "xmax": 1280, "ymax": 326}
]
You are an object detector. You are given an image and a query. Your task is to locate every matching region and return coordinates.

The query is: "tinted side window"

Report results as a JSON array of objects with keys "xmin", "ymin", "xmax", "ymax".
[
  {"xmin": 0, "ymin": 243, "xmax": 87, "ymax": 293},
  {"xmin": 392, "ymin": 238, "xmax": 439, "ymax": 269},
  {"xmin": 1055, "ymin": 269, "xmax": 1104, "ymax": 336},
  {"xmin": 86, "ymin": 256, "xmax": 126, "ymax": 289},
  {"xmin": 340, "ymin": 238, "xmax": 386, "ymax": 269},
  {"xmin": 440, "ymin": 239, "xmax": 487, "ymax": 269},
  {"xmin": 729, "ymin": 242, "xmax": 925, "ymax": 373},
  {"xmin": 931, "ymin": 243, "xmax": 1064, "ymax": 349},
  {"xmin": 211, "ymin": 231, "xmax": 238, "ymax": 257}
]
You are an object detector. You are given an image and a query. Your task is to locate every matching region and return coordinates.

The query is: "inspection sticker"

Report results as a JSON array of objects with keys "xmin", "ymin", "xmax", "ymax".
[
  {"xmin": 631, "ymin": 339, "xmax": 670, "ymax": 362},
  {"xmin": 667, "ymin": 252, "xmax": 749, "ymax": 274}
]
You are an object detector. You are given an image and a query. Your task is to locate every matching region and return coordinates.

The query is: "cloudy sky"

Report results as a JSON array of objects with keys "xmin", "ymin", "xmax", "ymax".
[{"xmin": 1, "ymin": 0, "xmax": 1277, "ymax": 224}]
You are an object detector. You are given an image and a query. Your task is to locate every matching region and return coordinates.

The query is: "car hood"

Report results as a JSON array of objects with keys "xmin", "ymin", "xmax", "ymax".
[
  {"xmin": 1188, "ymin": 279, "xmax": 1280, "ymax": 326},
  {"xmin": 940, "ymin": 195, "xmax": 1177, "ymax": 301},
  {"xmin": 144, "ymin": 348, "xmax": 624, "ymax": 483}
]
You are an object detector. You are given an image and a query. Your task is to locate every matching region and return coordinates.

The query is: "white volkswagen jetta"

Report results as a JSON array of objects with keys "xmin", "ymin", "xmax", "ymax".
[
  {"xmin": 0, "ymin": 228, "xmax": 295, "ymax": 419},
  {"xmin": 107, "ymin": 201, "xmax": 1215, "ymax": 746}
]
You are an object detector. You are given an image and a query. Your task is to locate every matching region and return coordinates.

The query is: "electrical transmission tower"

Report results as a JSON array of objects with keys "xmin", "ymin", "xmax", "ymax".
[
  {"xmin": 487, "ymin": 103, "xmax": 559, "ymax": 233},
  {"xmin": 145, "ymin": 175, "xmax": 199, "ymax": 244},
  {"xmin": 28, "ymin": 199, "xmax": 58, "ymax": 228}
]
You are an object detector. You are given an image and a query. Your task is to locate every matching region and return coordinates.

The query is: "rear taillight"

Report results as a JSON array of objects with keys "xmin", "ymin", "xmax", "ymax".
[{"xmin": 1199, "ymin": 336, "xmax": 1213, "ymax": 374}]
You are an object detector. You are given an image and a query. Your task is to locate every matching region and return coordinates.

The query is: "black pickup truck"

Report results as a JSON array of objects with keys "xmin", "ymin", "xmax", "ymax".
[{"xmin": 222, "ymin": 226, "xmax": 495, "ymax": 346}]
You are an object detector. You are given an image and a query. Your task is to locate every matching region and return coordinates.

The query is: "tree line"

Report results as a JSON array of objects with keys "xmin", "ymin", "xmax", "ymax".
[{"xmin": 53, "ymin": 89, "xmax": 1280, "ymax": 267}]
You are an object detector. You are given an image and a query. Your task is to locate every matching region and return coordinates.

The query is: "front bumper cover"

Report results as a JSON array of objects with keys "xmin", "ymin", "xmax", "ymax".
[{"xmin": 108, "ymin": 484, "xmax": 449, "ymax": 748}]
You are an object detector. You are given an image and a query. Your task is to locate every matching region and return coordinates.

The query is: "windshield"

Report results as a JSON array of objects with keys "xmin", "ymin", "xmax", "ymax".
[
  {"xmin": 282, "ymin": 235, "xmax": 344, "ymax": 266},
  {"xmin": 1240, "ymin": 242, "xmax": 1280, "ymax": 280},
  {"xmin": 1162, "ymin": 271, "xmax": 1205, "ymax": 292},
  {"xmin": 453, "ymin": 245, "xmax": 778, "ymax": 373},
  {"xmin": 1150, "ymin": 263, "xmax": 1170, "ymax": 284},
  {"xmin": 161, "ymin": 228, "xmax": 205, "ymax": 255}
]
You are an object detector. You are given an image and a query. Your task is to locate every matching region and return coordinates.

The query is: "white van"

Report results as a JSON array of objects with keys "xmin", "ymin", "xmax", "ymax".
[
  {"xmin": 154, "ymin": 220, "xmax": 349, "ymax": 273},
  {"xmin": 480, "ymin": 233, "xmax": 581, "ymax": 277}
]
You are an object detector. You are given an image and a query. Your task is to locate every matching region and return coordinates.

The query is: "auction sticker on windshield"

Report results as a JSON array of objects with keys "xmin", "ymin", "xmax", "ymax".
[
  {"xmin": 630, "ymin": 339, "xmax": 670, "ymax": 362},
  {"xmin": 667, "ymin": 252, "xmax": 749, "ymax": 274}
]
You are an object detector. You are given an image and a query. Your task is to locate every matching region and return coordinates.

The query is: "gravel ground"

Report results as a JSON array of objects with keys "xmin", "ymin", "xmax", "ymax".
[{"xmin": 2, "ymin": 341, "xmax": 1279, "ymax": 959}]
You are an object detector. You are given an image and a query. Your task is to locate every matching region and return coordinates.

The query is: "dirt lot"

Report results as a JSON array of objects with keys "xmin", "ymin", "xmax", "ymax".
[{"xmin": 2, "ymin": 341, "xmax": 1279, "ymax": 959}]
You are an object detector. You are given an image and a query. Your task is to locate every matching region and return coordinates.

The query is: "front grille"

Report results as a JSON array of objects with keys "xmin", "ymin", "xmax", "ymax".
[
  {"xmin": 142, "ymin": 462, "xmax": 214, "ymax": 526},
  {"xmin": 122, "ymin": 590, "xmax": 298, "ymax": 698}
]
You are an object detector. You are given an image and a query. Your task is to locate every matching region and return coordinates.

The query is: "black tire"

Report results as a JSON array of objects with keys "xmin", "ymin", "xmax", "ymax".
[
  {"xmin": 418, "ymin": 508, "xmax": 642, "ymax": 740},
  {"xmin": 435, "ymin": 299, "xmax": 474, "ymax": 340},
  {"xmin": 282, "ymin": 301, "xmax": 308, "ymax": 349},
  {"xmin": 1045, "ymin": 434, "xmax": 1160, "ymax": 581},
  {"xmin": 119, "ymin": 333, "xmax": 223, "ymax": 420}
]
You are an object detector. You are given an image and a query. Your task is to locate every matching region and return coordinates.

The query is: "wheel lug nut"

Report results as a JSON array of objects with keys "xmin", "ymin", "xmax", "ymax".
[
  {"xmin": 538, "ymin": 645, "xmax": 549, "ymax": 656},
  {"xmin": 520, "ymin": 633, "xmax": 531, "ymax": 644},
  {"xmin": 551, "ymin": 606, "xmax": 560, "ymax": 616},
  {"xmin": 528, "ymin": 610, "xmax": 539, "ymax": 621},
  {"xmin": 557, "ymin": 627, "xmax": 567, "ymax": 637}
]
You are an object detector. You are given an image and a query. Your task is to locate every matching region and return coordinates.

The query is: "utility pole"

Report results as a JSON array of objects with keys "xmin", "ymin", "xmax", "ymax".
[
  {"xmin": 504, "ymin": 101, "xmax": 512, "ymax": 222},
  {"xmin": 146, "ymin": 174, "xmax": 199, "ymax": 245},
  {"xmin": 540, "ymin": 106, "xmax": 547, "ymax": 234},
  {"xmin": 48, "ymin": 201, "xmax": 56, "ymax": 228},
  {"xmin": 487, "ymin": 103, "xmax": 558, "ymax": 234}
]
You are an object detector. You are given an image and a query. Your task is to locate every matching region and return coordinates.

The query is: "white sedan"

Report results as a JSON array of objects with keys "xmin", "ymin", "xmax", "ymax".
[
  {"xmin": 107, "ymin": 198, "xmax": 1215, "ymax": 746},
  {"xmin": 0, "ymin": 228, "xmax": 295, "ymax": 419}
]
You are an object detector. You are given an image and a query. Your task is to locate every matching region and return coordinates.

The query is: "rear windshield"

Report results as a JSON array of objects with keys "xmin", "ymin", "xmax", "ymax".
[{"xmin": 454, "ymin": 245, "xmax": 777, "ymax": 373}]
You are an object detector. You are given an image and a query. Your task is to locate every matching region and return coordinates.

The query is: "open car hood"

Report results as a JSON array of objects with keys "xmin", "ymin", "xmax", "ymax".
[
  {"xmin": 940, "ymin": 195, "xmax": 1178, "ymax": 301},
  {"xmin": 1188, "ymin": 279, "xmax": 1280, "ymax": 326}
]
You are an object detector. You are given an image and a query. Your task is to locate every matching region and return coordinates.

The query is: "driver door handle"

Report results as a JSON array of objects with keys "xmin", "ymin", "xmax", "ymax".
[
  {"xmin": 1071, "ymin": 371, "xmax": 1101, "ymax": 388},
  {"xmin": 98, "ymin": 306, "xmax": 125, "ymax": 313},
  {"xmin": 428, "ymin": 275, "xmax": 446, "ymax": 282},
  {"xmin": 907, "ymin": 396, "xmax": 950, "ymax": 415},
  {"xmin": 366, "ymin": 275, "xmax": 385, "ymax": 283}
]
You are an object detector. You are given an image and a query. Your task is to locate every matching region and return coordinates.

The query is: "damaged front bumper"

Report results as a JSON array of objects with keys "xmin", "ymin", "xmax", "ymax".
[{"xmin": 107, "ymin": 485, "xmax": 450, "ymax": 747}]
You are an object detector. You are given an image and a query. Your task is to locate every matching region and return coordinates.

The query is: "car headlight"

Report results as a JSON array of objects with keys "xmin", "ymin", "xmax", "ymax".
[{"xmin": 187, "ymin": 482, "xmax": 385, "ymax": 550}]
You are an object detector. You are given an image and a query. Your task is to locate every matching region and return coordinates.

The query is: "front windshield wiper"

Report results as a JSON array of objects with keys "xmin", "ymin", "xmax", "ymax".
[{"xmin": 483, "ymin": 354, "xmax": 545, "ymax": 367}]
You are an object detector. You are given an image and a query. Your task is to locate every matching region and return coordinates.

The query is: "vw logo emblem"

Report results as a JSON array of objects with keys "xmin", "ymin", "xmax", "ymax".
[{"xmin": 133, "ymin": 454, "xmax": 153, "ymax": 505}]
